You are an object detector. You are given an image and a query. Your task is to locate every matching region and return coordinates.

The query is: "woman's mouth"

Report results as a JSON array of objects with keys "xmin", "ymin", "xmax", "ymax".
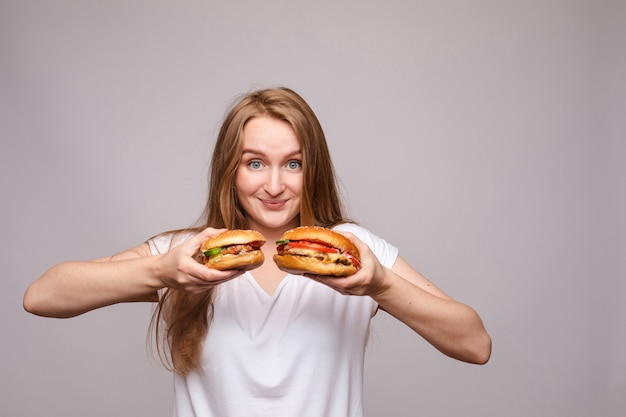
[{"xmin": 261, "ymin": 199, "xmax": 287, "ymax": 210}]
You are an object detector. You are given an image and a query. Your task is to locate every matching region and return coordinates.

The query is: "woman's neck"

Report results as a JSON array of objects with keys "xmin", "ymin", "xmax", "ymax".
[{"xmin": 246, "ymin": 219, "xmax": 299, "ymax": 245}]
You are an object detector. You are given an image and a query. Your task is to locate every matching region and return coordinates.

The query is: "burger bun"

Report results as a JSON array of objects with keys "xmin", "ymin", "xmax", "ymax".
[{"xmin": 199, "ymin": 229, "xmax": 266, "ymax": 271}]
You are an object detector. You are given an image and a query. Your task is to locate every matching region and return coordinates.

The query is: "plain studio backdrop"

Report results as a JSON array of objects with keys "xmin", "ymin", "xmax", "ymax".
[{"xmin": 1, "ymin": 1, "xmax": 624, "ymax": 416}]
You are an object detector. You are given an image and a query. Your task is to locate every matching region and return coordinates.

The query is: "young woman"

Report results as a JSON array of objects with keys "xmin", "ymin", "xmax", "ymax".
[{"xmin": 24, "ymin": 87, "xmax": 491, "ymax": 416}]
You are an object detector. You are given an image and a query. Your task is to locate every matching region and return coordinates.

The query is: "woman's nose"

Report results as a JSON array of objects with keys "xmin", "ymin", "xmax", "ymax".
[{"xmin": 264, "ymin": 169, "xmax": 286, "ymax": 195}]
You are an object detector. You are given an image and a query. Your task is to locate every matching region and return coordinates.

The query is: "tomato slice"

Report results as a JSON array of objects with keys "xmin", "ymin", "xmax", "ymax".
[
  {"xmin": 286, "ymin": 241, "xmax": 339, "ymax": 253},
  {"xmin": 346, "ymin": 252, "xmax": 362, "ymax": 270}
]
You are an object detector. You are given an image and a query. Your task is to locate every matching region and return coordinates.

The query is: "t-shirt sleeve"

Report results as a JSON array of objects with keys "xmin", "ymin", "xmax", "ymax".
[
  {"xmin": 147, "ymin": 231, "xmax": 195, "ymax": 256},
  {"xmin": 331, "ymin": 223, "xmax": 399, "ymax": 269}
]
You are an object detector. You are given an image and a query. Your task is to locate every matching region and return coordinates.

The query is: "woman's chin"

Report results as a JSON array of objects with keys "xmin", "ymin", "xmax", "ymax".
[{"xmin": 247, "ymin": 215, "xmax": 299, "ymax": 233}]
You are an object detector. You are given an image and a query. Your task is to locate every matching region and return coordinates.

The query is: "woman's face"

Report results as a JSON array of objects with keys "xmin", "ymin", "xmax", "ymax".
[{"xmin": 235, "ymin": 117, "xmax": 303, "ymax": 233}]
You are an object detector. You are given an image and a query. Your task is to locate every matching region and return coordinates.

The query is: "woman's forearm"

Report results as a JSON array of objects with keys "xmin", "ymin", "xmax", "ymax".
[
  {"xmin": 23, "ymin": 256, "xmax": 164, "ymax": 318},
  {"xmin": 372, "ymin": 271, "xmax": 492, "ymax": 364}
]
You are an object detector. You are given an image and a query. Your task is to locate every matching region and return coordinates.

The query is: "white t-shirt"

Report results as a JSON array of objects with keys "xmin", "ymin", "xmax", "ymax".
[{"xmin": 149, "ymin": 223, "xmax": 398, "ymax": 417}]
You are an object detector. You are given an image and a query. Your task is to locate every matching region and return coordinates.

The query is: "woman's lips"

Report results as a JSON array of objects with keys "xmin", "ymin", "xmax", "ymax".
[{"xmin": 261, "ymin": 199, "xmax": 287, "ymax": 210}]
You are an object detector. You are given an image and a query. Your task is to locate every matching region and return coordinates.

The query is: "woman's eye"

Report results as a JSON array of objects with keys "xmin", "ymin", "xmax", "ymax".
[
  {"xmin": 287, "ymin": 160, "xmax": 302, "ymax": 170},
  {"xmin": 248, "ymin": 160, "xmax": 263, "ymax": 169}
]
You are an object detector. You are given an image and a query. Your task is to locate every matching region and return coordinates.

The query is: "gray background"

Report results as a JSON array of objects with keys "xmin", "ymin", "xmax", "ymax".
[{"xmin": 1, "ymin": 0, "xmax": 624, "ymax": 416}]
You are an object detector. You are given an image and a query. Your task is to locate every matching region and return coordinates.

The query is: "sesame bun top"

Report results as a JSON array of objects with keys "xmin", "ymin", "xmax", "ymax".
[{"xmin": 201, "ymin": 229, "xmax": 266, "ymax": 251}]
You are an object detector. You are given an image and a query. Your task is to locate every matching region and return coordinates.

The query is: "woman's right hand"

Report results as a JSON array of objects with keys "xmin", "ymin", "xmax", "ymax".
[{"xmin": 156, "ymin": 227, "xmax": 244, "ymax": 294}]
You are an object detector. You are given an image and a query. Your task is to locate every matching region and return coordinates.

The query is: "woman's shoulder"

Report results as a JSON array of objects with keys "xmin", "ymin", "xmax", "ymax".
[
  {"xmin": 146, "ymin": 228, "xmax": 199, "ymax": 255},
  {"xmin": 331, "ymin": 222, "xmax": 381, "ymax": 241},
  {"xmin": 331, "ymin": 222, "xmax": 368, "ymax": 235},
  {"xmin": 331, "ymin": 222, "xmax": 399, "ymax": 268}
]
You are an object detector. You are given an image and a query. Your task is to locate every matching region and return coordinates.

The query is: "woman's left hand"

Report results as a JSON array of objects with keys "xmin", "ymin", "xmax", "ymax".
[{"xmin": 304, "ymin": 232, "xmax": 388, "ymax": 297}]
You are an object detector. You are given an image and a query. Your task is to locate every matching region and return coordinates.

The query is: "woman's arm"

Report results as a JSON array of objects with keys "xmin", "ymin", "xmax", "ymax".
[
  {"xmin": 311, "ymin": 235, "xmax": 492, "ymax": 365},
  {"xmin": 24, "ymin": 244, "xmax": 162, "ymax": 318},
  {"xmin": 372, "ymin": 256, "xmax": 491, "ymax": 364},
  {"xmin": 23, "ymin": 228, "xmax": 241, "ymax": 318}
]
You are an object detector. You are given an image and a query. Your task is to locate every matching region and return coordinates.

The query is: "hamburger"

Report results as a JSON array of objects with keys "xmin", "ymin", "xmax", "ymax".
[
  {"xmin": 198, "ymin": 229, "xmax": 266, "ymax": 270},
  {"xmin": 273, "ymin": 226, "xmax": 362, "ymax": 277}
]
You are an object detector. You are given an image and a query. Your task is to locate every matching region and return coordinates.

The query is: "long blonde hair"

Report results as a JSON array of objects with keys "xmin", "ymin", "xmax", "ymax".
[{"xmin": 153, "ymin": 87, "xmax": 347, "ymax": 375}]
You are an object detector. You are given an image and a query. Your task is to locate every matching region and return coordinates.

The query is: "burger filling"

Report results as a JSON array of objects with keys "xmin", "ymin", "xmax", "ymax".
[
  {"xmin": 276, "ymin": 240, "xmax": 361, "ymax": 269},
  {"xmin": 199, "ymin": 242, "xmax": 263, "ymax": 263}
]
